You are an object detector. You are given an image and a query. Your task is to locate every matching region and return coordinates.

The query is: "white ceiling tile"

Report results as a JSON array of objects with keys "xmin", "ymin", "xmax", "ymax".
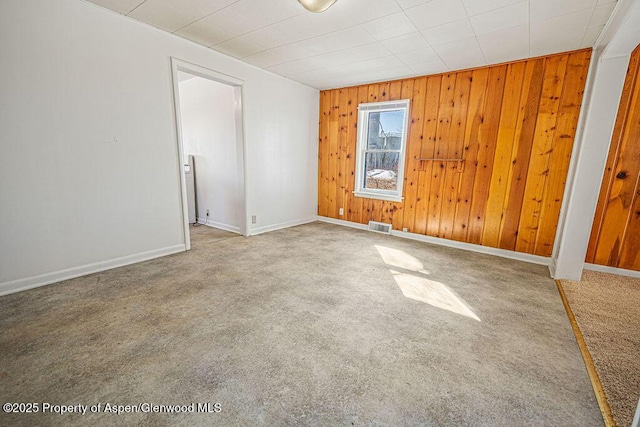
[
  {"xmin": 377, "ymin": 65, "xmax": 415, "ymax": 80},
  {"xmin": 432, "ymin": 37, "xmax": 486, "ymax": 70},
  {"xmin": 293, "ymin": 43, "xmax": 391, "ymax": 71},
  {"xmin": 225, "ymin": 0, "xmax": 303, "ymax": 29},
  {"xmin": 589, "ymin": 1, "xmax": 617, "ymax": 27},
  {"xmin": 236, "ymin": 27, "xmax": 292, "ymax": 51},
  {"xmin": 176, "ymin": 7, "xmax": 264, "ymax": 46},
  {"xmin": 477, "ymin": 24, "xmax": 529, "ymax": 64},
  {"xmin": 214, "ymin": 37, "xmax": 263, "ymax": 58},
  {"xmin": 330, "ymin": 0, "xmax": 402, "ymax": 24},
  {"xmin": 530, "ymin": 24, "xmax": 584, "ymax": 57},
  {"xmin": 395, "ymin": 47, "xmax": 441, "ymax": 65},
  {"xmin": 174, "ymin": 23, "xmax": 234, "ymax": 47},
  {"xmin": 88, "ymin": 0, "xmax": 144, "ymax": 15},
  {"xmin": 405, "ymin": 0, "xmax": 468, "ymax": 30},
  {"xmin": 469, "ymin": 1, "xmax": 528, "ymax": 35},
  {"xmin": 258, "ymin": 11, "xmax": 352, "ymax": 45},
  {"xmin": 396, "ymin": 0, "xmax": 433, "ymax": 10},
  {"xmin": 317, "ymin": 70, "xmax": 385, "ymax": 89},
  {"xmin": 581, "ymin": 25, "xmax": 605, "ymax": 47},
  {"xmin": 288, "ymin": 68, "xmax": 339, "ymax": 84},
  {"xmin": 127, "ymin": 0, "xmax": 238, "ymax": 33},
  {"xmin": 267, "ymin": 60, "xmax": 316, "ymax": 77},
  {"xmin": 409, "ymin": 58, "xmax": 449, "ymax": 76},
  {"xmin": 243, "ymin": 50, "xmax": 289, "ymax": 68},
  {"xmin": 530, "ymin": 33, "xmax": 584, "ymax": 56},
  {"xmin": 325, "ymin": 56, "xmax": 407, "ymax": 75},
  {"xmin": 530, "ymin": 0, "xmax": 597, "ymax": 21},
  {"xmin": 421, "ymin": 18, "xmax": 474, "ymax": 46},
  {"xmin": 280, "ymin": 27, "xmax": 376, "ymax": 61},
  {"xmin": 461, "ymin": 0, "xmax": 523, "ymax": 17},
  {"xmin": 531, "ymin": 8, "xmax": 593, "ymax": 40},
  {"xmin": 361, "ymin": 12, "xmax": 418, "ymax": 41},
  {"xmin": 381, "ymin": 32, "xmax": 430, "ymax": 54}
]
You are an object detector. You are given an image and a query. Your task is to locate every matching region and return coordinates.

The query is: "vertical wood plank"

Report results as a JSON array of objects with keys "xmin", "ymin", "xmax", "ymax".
[
  {"xmin": 482, "ymin": 62, "xmax": 527, "ymax": 248},
  {"xmin": 439, "ymin": 71, "xmax": 472, "ymax": 240},
  {"xmin": 334, "ymin": 89, "xmax": 349, "ymax": 219},
  {"xmin": 416, "ymin": 76, "xmax": 445, "ymax": 235},
  {"xmin": 327, "ymin": 89, "xmax": 340, "ymax": 219},
  {"xmin": 535, "ymin": 50, "xmax": 591, "ymax": 256},
  {"xmin": 426, "ymin": 73, "xmax": 457, "ymax": 237},
  {"xmin": 451, "ymin": 68, "xmax": 490, "ymax": 242},
  {"xmin": 344, "ymin": 86, "xmax": 359, "ymax": 223},
  {"xmin": 467, "ymin": 65, "xmax": 508, "ymax": 244},
  {"xmin": 402, "ymin": 77, "xmax": 427, "ymax": 233},
  {"xmin": 516, "ymin": 55, "xmax": 568, "ymax": 254},
  {"xmin": 618, "ymin": 181, "xmax": 640, "ymax": 270},
  {"xmin": 318, "ymin": 90, "xmax": 331, "ymax": 217},
  {"xmin": 498, "ymin": 59, "xmax": 545, "ymax": 250}
]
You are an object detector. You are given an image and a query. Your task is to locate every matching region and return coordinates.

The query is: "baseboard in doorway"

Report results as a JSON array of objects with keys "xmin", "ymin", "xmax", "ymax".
[
  {"xmin": 0, "ymin": 244, "xmax": 186, "ymax": 297},
  {"xmin": 249, "ymin": 217, "xmax": 318, "ymax": 236},
  {"xmin": 196, "ymin": 218, "xmax": 240, "ymax": 234}
]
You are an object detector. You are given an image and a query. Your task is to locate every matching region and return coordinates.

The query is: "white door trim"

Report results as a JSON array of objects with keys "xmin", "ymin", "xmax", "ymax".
[{"xmin": 170, "ymin": 57, "xmax": 250, "ymax": 251}]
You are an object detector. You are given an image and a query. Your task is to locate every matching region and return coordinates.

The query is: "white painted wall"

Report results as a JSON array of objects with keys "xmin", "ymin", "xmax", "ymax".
[
  {"xmin": 0, "ymin": 0, "xmax": 319, "ymax": 294},
  {"xmin": 178, "ymin": 75, "xmax": 241, "ymax": 233}
]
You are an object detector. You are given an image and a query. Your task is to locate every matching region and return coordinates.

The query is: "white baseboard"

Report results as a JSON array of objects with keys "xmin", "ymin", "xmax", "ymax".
[
  {"xmin": 317, "ymin": 216, "xmax": 551, "ymax": 266},
  {"xmin": 584, "ymin": 263, "xmax": 640, "ymax": 279},
  {"xmin": 548, "ymin": 258, "xmax": 558, "ymax": 278},
  {"xmin": 196, "ymin": 218, "xmax": 240, "ymax": 234},
  {"xmin": 0, "ymin": 244, "xmax": 186, "ymax": 297},
  {"xmin": 249, "ymin": 216, "xmax": 318, "ymax": 236}
]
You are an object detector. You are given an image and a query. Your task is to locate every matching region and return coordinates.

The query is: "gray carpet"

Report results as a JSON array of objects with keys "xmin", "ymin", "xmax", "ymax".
[{"xmin": 0, "ymin": 222, "xmax": 602, "ymax": 426}]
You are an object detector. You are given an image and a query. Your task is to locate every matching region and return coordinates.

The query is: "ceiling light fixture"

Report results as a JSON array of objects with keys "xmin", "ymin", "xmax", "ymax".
[{"xmin": 297, "ymin": 0, "xmax": 337, "ymax": 13}]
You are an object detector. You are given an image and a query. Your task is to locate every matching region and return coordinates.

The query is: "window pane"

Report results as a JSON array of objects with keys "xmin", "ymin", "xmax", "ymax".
[
  {"xmin": 367, "ymin": 110, "xmax": 405, "ymax": 150},
  {"xmin": 364, "ymin": 152, "xmax": 400, "ymax": 191}
]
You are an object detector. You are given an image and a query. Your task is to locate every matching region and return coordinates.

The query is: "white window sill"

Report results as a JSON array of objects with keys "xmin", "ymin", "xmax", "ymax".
[{"xmin": 353, "ymin": 191, "xmax": 403, "ymax": 203}]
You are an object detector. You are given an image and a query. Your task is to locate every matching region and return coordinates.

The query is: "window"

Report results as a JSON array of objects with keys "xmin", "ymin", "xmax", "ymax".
[{"xmin": 354, "ymin": 99, "xmax": 410, "ymax": 202}]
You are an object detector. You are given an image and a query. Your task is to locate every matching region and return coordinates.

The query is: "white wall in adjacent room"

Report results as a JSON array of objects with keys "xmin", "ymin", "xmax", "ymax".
[
  {"xmin": 0, "ymin": 0, "xmax": 319, "ymax": 294},
  {"xmin": 178, "ymin": 75, "xmax": 241, "ymax": 233}
]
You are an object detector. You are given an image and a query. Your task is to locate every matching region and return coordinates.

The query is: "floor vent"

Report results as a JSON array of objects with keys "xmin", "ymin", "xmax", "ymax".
[{"xmin": 368, "ymin": 221, "xmax": 392, "ymax": 234}]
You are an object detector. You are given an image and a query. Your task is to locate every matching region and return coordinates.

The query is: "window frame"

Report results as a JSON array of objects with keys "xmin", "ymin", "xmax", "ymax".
[{"xmin": 354, "ymin": 99, "xmax": 410, "ymax": 203}]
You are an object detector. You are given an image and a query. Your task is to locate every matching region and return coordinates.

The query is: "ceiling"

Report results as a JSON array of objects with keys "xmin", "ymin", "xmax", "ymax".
[{"xmin": 87, "ymin": 0, "xmax": 618, "ymax": 89}]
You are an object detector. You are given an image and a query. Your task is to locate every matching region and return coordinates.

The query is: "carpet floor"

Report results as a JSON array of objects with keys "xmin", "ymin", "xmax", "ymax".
[
  {"xmin": 559, "ymin": 270, "xmax": 640, "ymax": 427},
  {"xmin": 0, "ymin": 222, "xmax": 602, "ymax": 426}
]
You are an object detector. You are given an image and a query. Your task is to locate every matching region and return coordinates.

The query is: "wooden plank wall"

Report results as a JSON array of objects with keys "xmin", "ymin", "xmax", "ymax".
[
  {"xmin": 318, "ymin": 49, "xmax": 592, "ymax": 257},
  {"xmin": 586, "ymin": 43, "xmax": 640, "ymax": 271}
]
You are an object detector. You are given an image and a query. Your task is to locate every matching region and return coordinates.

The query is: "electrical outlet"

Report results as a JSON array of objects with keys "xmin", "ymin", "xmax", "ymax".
[
  {"xmin": 252, "ymin": 215, "xmax": 257, "ymax": 224},
  {"xmin": 206, "ymin": 209, "xmax": 210, "ymax": 216},
  {"xmin": 339, "ymin": 208, "xmax": 344, "ymax": 216},
  {"xmin": 402, "ymin": 227, "xmax": 408, "ymax": 232}
]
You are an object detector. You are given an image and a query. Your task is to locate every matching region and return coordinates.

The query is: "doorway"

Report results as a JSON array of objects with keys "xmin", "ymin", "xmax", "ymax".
[{"xmin": 171, "ymin": 58, "xmax": 248, "ymax": 250}]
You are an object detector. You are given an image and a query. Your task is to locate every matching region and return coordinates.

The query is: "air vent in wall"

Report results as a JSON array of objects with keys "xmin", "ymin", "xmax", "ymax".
[{"xmin": 368, "ymin": 221, "xmax": 392, "ymax": 234}]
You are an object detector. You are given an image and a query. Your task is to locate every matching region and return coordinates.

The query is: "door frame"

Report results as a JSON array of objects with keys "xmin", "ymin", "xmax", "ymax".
[{"xmin": 170, "ymin": 57, "xmax": 250, "ymax": 250}]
